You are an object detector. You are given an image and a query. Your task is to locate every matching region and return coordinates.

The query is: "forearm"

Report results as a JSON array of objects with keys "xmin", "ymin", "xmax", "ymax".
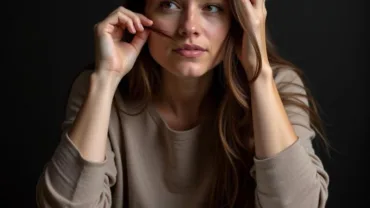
[
  {"xmin": 249, "ymin": 69, "xmax": 329, "ymax": 207},
  {"xmin": 250, "ymin": 69, "xmax": 297, "ymax": 159},
  {"xmin": 69, "ymin": 71, "xmax": 120, "ymax": 163}
]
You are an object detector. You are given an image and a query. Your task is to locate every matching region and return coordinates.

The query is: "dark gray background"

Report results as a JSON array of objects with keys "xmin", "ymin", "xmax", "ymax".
[{"xmin": 3, "ymin": 0, "xmax": 368, "ymax": 207}]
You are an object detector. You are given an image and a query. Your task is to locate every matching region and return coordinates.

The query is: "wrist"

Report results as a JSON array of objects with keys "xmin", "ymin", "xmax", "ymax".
[
  {"xmin": 89, "ymin": 70, "xmax": 121, "ymax": 97},
  {"xmin": 249, "ymin": 67, "xmax": 274, "ymax": 90},
  {"xmin": 250, "ymin": 65, "xmax": 273, "ymax": 81}
]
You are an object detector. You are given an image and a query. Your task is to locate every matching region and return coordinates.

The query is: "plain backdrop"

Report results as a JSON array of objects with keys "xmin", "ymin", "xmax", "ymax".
[{"xmin": 3, "ymin": 0, "xmax": 368, "ymax": 207}]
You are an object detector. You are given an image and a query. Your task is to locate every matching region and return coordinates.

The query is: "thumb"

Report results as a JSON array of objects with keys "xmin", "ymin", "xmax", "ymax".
[{"xmin": 130, "ymin": 30, "xmax": 150, "ymax": 55}]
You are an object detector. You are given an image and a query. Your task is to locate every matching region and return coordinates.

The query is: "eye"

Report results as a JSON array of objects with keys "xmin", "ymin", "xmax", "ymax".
[
  {"xmin": 204, "ymin": 4, "xmax": 223, "ymax": 13},
  {"xmin": 159, "ymin": 0, "xmax": 180, "ymax": 10}
]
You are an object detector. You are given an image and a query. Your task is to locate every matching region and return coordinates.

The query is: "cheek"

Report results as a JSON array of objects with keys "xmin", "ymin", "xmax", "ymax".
[
  {"xmin": 147, "ymin": 17, "xmax": 178, "ymax": 52},
  {"xmin": 148, "ymin": 33, "xmax": 170, "ymax": 54},
  {"xmin": 211, "ymin": 27, "xmax": 228, "ymax": 41},
  {"xmin": 151, "ymin": 15, "xmax": 179, "ymax": 35},
  {"xmin": 148, "ymin": 37, "xmax": 160, "ymax": 63},
  {"xmin": 206, "ymin": 23, "xmax": 230, "ymax": 53},
  {"xmin": 147, "ymin": 17, "xmax": 179, "ymax": 58},
  {"xmin": 147, "ymin": 34, "xmax": 172, "ymax": 68},
  {"xmin": 202, "ymin": 17, "xmax": 230, "ymax": 41}
]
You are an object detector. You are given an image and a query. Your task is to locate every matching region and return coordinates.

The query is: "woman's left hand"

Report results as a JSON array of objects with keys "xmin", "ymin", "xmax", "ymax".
[{"xmin": 236, "ymin": 0, "xmax": 270, "ymax": 79}]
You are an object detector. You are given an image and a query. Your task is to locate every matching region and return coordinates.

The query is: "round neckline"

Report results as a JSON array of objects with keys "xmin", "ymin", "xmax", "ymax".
[{"xmin": 147, "ymin": 102, "xmax": 203, "ymax": 137}]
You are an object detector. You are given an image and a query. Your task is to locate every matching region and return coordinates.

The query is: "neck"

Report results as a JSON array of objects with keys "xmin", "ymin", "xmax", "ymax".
[{"xmin": 156, "ymin": 69, "xmax": 213, "ymax": 119}]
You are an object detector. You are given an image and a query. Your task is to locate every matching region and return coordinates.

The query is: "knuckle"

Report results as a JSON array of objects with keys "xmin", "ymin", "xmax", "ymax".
[
  {"xmin": 253, "ymin": 19, "xmax": 261, "ymax": 26},
  {"xmin": 114, "ymin": 9, "xmax": 121, "ymax": 16},
  {"xmin": 116, "ymin": 12, "xmax": 127, "ymax": 22},
  {"xmin": 94, "ymin": 22, "xmax": 102, "ymax": 30},
  {"xmin": 263, "ymin": 8, "xmax": 267, "ymax": 14},
  {"xmin": 133, "ymin": 16, "xmax": 140, "ymax": 23},
  {"xmin": 94, "ymin": 23, "xmax": 104, "ymax": 34},
  {"xmin": 118, "ymin": 6, "xmax": 126, "ymax": 12},
  {"xmin": 136, "ymin": 13, "xmax": 146, "ymax": 20}
]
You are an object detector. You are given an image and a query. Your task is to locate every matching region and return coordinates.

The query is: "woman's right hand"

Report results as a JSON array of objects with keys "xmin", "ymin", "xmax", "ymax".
[{"xmin": 94, "ymin": 6, "xmax": 153, "ymax": 80}]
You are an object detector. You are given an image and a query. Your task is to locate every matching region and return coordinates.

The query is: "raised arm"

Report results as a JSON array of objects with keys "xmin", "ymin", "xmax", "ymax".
[
  {"xmin": 36, "ymin": 71, "xmax": 118, "ymax": 208},
  {"xmin": 250, "ymin": 69, "xmax": 329, "ymax": 208},
  {"xmin": 231, "ymin": 1, "xmax": 329, "ymax": 206},
  {"xmin": 36, "ymin": 6, "xmax": 153, "ymax": 207}
]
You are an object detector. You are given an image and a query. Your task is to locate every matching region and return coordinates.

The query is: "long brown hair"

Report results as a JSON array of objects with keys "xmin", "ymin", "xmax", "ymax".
[{"xmin": 116, "ymin": 0, "xmax": 329, "ymax": 207}]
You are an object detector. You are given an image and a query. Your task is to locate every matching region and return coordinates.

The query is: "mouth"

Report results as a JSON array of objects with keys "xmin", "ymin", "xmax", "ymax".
[{"xmin": 174, "ymin": 44, "xmax": 207, "ymax": 58}]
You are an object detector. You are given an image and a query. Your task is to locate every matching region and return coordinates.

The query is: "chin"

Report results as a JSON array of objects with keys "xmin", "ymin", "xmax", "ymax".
[{"xmin": 167, "ymin": 63, "xmax": 211, "ymax": 78}]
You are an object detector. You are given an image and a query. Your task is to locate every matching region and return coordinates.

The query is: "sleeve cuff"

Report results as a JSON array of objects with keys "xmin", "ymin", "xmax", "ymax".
[
  {"xmin": 64, "ymin": 132, "xmax": 107, "ymax": 166},
  {"xmin": 253, "ymin": 138, "xmax": 317, "ymax": 196},
  {"xmin": 44, "ymin": 132, "xmax": 107, "ymax": 200}
]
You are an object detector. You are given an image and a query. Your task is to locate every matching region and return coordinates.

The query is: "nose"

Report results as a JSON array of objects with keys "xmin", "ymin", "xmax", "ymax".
[{"xmin": 177, "ymin": 7, "xmax": 200, "ymax": 37}]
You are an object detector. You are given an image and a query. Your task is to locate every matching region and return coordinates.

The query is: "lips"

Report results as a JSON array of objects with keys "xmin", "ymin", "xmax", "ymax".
[
  {"xmin": 178, "ymin": 44, "xmax": 206, "ymax": 51},
  {"xmin": 174, "ymin": 44, "xmax": 206, "ymax": 58}
]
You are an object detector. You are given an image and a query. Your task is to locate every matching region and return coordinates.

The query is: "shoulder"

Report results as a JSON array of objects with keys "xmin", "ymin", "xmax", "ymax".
[
  {"xmin": 272, "ymin": 66, "xmax": 317, "ymax": 138},
  {"xmin": 272, "ymin": 66, "xmax": 310, "ymax": 97},
  {"xmin": 273, "ymin": 66, "xmax": 305, "ymax": 86}
]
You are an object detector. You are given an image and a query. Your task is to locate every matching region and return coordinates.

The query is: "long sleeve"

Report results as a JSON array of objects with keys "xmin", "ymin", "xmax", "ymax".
[
  {"xmin": 251, "ymin": 69, "xmax": 329, "ymax": 208},
  {"xmin": 36, "ymin": 71, "xmax": 118, "ymax": 208}
]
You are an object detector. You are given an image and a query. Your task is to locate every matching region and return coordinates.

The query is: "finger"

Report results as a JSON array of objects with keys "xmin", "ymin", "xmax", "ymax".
[
  {"xmin": 107, "ymin": 11, "xmax": 136, "ymax": 34},
  {"xmin": 104, "ymin": 8, "xmax": 136, "ymax": 34},
  {"xmin": 118, "ymin": 7, "xmax": 153, "ymax": 32},
  {"xmin": 96, "ymin": 13, "xmax": 134, "ymax": 35},
  {"xmin": 120, "ymin": 7, "xmax": 153, "ymax": 26},
  {"xmin": 242, "ymin": 0, "xmax": 254, "ymax": 12},
  {"xmin": 130, "ymin": 30, "xmax": 150, "ymax": 55},
  {"xmin": 136, "ymin": 13, "xmax": 154, "ymax": 26},
  {"xmin": 255, "ymin": 0, "xmax": 264, "ymax": 8},
  {"xmin": 118, "ymin": 7, "xmax": 143, "ymax": 32},
  {"xmin": 241, "ymin": 0, "xmax": 254, "ymax": 20},
  {"xmin": 115, "ymin": 12, "xmax": 136, "ymax": 34}
]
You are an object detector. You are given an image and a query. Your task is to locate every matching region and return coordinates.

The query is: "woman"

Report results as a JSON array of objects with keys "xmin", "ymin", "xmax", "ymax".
[{"xmin": 36, "ymin": 0, "xmax": 329, "ymax": 207}]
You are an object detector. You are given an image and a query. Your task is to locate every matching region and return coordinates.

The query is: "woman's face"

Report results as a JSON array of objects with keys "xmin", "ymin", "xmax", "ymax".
[{"xmin": 145, "ymin": 0, "xmax": 231, "ymax": 78}]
